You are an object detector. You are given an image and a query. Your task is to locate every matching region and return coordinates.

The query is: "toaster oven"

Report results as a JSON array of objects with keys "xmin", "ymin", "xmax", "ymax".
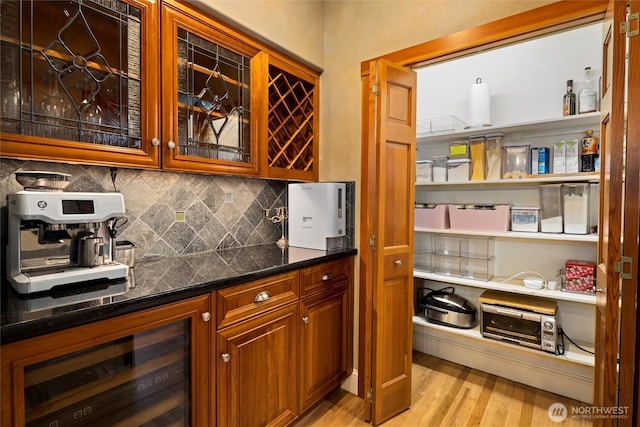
[{"xmin": 479, "ymin": 290, "xmax": 561, "ymax": 354}]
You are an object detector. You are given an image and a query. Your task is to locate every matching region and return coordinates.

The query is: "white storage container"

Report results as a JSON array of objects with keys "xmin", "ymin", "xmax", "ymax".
[
  {"xmin": 563, "ymin": 183, "xmax": 589, "ymax": 234},
  {"xmin": 510, "ymin": 207, "xmax": 540, "ymax": 232},
  {"xmin": 540, "ymin": 184, "xmax": 563, "ymax": 233},
  {"xmin": 447, "ymin": 159, "xmax": 470, "ymax": 182},
  {"xmin": 433, "ymin": 155, "xmax": 448, "ymax": 182},
  {"xmin": 416, "ymin": 160, "xmax": 433, "ymax": 182}
]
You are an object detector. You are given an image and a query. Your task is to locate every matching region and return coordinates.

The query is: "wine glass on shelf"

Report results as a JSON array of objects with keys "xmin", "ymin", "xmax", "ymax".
[
  {"xmin": 82, "ymin": 97, "xmax": 104, "ymax": 144},
  {"xmin": 36, "ymin": 71, "xmax": 71, "ymax": 138}
]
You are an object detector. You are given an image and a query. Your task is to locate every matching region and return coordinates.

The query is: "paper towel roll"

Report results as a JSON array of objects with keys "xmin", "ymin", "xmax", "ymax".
[{"xmin": 467, "ymin": 78, "xmax": 491, "ymax": 128}]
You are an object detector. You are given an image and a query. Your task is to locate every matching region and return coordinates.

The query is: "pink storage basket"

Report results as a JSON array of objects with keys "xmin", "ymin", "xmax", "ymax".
[
  {"xmin": 448, "ymin": 204, "xmax": 510, "ymax": 232},
  {"xmin": 415, "ymin": 205, "xmax": 449, "ymax": 229}
]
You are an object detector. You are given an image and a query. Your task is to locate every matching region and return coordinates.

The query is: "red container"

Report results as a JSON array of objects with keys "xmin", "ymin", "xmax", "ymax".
[{"xmin": 565, "ymin": 260, "xmax": 596, "ymax": 279}]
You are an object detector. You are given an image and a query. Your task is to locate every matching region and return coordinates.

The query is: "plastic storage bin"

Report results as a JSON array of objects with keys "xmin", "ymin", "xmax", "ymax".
[
  {"xmin": 415, "ymin": 204, "xmax": 449, "ymax": 229},
  {"xmin": 433, "ymin": 155, "xmax": 448, "ymax": 182},
  {"xmin": 469, "ymin": 136, "xmax": 486, "ymax": 180},
  {"xmin": 449, "ymin": 140, "xmax": 470, "ymax": 159},
  {"xmin": 485, "ymin": 133, "xmax": 503, "ymax": 180},
  {"xmin": 563, "ymin": 183, "xmax": 589, "ymax": 234},
  {"xmin": 414, "ymin": 232, "xmax": 434, "ymax": 272},
  {"xmin": 502, "ymin": 144, "xmax": 531, "ymax": 179},
  {"xmin": 416, "ymin": 160, "xmax": 433, "ymax": 183},
  {"xmin": 447, "ymin": 159, "xmax": 470, "ymax": 182},
  {"xmin": 433, "ymin": 235, "xmax": 494, "ymax": 280},
  {"xmin": 448, "ymin": 204, "xmax": 510, "ymax": 232},
  {"xmin": 510, "ymin": 207, "xmax": 540, "ymax": 232},
  {"xmin": 539, "ymin": 184, "xmax": 563, "ymax": 233}
]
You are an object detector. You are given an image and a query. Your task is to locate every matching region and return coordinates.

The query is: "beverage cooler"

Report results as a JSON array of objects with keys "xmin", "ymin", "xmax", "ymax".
[
  {"xmin": 1, "ymin": 297, "xmax": 210, "ymax": 427},
  {"xmin": 25, "ymin": 324, "xmax": 189, "ymax": 426}
]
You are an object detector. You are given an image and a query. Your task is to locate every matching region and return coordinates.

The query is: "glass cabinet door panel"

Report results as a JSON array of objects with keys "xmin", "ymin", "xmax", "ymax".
[
  {"xmin": 176, "ymin": 28, "xmax": 251, "ymax": 163},
  {"xmin": 22, "ymin": 320, "xmax": 192, "ymax": 426},
  {"xmin": 0, "ymin": 0, "xmax": 147, "ymax": 149}
]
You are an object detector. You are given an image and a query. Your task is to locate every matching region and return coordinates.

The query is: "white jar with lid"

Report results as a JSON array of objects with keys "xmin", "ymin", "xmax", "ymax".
[{"xmin": 416, "ymin": 160, "xmax": 433, "ymax": 183}]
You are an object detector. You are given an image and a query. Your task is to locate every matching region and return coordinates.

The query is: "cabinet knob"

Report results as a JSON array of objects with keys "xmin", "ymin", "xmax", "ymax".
[
  {"xmin": 254, "ymin": 291, "xmax": 271, "ymax": 302},
  {"xmin": 321, "ymin": 273, "xmax": 333, "ymax": 281},
  {"xmin": 596, "ymin": 288, "xmax": 605, "ymax": 293},
  {"xmin": 221, "ymin": 353, "xmax": 231, "ymax": 363},
  {"xmin": 151, "ymin": 137, "xmax": 160, "ymax": 146},
  {"xmin": 201, "ymin": 312, "xmax": 211, "ymax": 322},
  {"xmin": 167, "ymin": 140, "xmax": 176, "ymax": 149},
  {"xmin": 302, "ymin": 316, "xmax": 309, "ymax": 324},
  {"xmin": 395, "ymin": 259, "xmax": 403, "ymax": 266}
]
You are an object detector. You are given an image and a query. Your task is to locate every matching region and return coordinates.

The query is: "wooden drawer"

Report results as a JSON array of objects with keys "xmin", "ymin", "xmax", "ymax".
[
  {"xmin": 216, "ymin": 271, "xmax": 299, "ymax": 329},
  {"xmin": 300, "ymin": 257, "xmax": 353, "ymax": 297}
]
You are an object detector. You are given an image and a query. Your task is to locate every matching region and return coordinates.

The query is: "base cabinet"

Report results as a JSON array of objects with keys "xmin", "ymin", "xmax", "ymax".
[
  {"xmin": 216, "ymin": 303, "xmax": 300, "ymax": 427},
  {"xmin": 299, "ymin": 286, "xmax": 351, "ymax": 412},
  {"xmin": 0, "ymin": 295, "xmax": 212, "ymax": 427}
]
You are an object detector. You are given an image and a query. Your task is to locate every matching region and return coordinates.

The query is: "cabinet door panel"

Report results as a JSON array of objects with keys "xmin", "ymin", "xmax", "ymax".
[
  {"xmin": 299, "ymin": 287, "xmax": 350, "ymax": 412},
  {"xmin": 0, "ymin": 0, "xmax": 160, "ymax": 168},
  {"xmin": 217, "ymin": 303, "xmax": 299, "ymax": 427}
]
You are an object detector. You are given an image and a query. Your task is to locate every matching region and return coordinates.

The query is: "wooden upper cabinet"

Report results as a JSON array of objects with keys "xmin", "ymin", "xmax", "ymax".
[
  {"xmin": 0, "ymin": 0, "xmax": 321, "ymax": 180},
  {"xmin": 159, "ymin": 1, "xmax": 261, "ymax": 176},
  {"xmin": 0, "ymin": 0, "xmax": 161, "ymax": 168},
  {"xmin": 259, "ymin": 54, "xmax": 320, "ymax": 182}
]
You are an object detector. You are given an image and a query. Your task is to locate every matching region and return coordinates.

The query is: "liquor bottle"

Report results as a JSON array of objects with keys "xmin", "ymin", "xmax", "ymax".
[
  {"xmin": 578, "ymin": 67, "xmax": 597, "ymax": 114},
  {"xmin": 563, "ymin": 79, "xmax": 576, "ymax": 116}
]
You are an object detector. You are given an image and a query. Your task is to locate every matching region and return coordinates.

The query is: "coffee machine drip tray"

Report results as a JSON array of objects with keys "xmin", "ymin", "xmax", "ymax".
[{"xmin": 13, "ymin": 263, "xmax": 129, "ymax": 295}]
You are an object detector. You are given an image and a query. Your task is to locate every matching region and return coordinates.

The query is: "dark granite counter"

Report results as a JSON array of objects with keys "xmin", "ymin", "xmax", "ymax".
[{"xmin": 1, "ymin": 244, "xmax": 357, "ymax": 344}]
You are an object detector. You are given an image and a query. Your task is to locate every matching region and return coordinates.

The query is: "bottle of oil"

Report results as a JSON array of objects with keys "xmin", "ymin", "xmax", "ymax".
[
  {"xmin": 563, "ymin": 80, "xmax": 576, "ymax": 116},
  {"xmin": 578, "ymin": 67, "xmax": 597, "ymax": 114}
]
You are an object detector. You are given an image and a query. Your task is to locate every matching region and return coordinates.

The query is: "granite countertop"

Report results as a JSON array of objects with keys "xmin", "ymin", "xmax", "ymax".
[{"xmin": 1, "ymin": 244, "xmax": 357, "ymax": 344}]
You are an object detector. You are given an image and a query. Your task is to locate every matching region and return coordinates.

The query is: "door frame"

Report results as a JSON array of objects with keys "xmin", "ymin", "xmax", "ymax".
[{"xmin": 359, "ymin": 0, "xmax": 627, "ymax": 419}]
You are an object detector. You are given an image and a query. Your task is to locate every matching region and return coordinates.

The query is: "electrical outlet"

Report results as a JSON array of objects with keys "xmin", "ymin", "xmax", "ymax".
[
  {"xmin": 225, "ymin": 192, "xmax": 233, "ymax": 203},
  {"xmin": 175, "ymin": 211, "xmax": 186, "ymax": 222}
]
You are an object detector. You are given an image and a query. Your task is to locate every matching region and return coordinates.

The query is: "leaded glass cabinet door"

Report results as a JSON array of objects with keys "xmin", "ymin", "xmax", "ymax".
[
  {"xmin": 0, "ymin": 0, "xmax": 161, "ymax": 168},
  {"xmin": 160, "ymin": 3, "xmax": 260, "ymax": 176}
]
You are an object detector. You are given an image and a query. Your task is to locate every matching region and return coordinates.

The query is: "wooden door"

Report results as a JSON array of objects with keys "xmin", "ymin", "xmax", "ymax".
[
  {"xmin": 299, "ymin": 286, "xmax": 350, "ymax": 411},
  {"xmin": 618, "ymin": 1, "xmax": 640, "ymax": 425},
  {"xmin": 216, "ymin": 303, "xmax": 299, "ymax": 427},
  {"xmin": 594, "ymin": 0, "xmax": 628, "ymax": 422},
  {"xmin": 360, "ymin": 59, "xmax": 416, "ymax": 425}
]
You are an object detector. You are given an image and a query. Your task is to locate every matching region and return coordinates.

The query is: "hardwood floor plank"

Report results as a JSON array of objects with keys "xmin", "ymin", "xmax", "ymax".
[{"xmin": 296, "ymin": 351, "xmax": 593, "ymax": 427}]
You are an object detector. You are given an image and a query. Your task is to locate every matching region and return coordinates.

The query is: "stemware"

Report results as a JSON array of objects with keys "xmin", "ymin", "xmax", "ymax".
[{"xmin": 36, "ymin": 73, "xmax": 71, "ymax": 138}]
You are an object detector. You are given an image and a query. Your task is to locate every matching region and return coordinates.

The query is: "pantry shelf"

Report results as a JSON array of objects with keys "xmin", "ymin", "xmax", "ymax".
[
  {"xmin": 414, "ymin": 227, "xmax": 598, "ymax": 243},
  {"xmin": 416, "ymin": 112, "xmax": 601, "ymax": 144},
  {"xmin": 416, "ymin": 172, "xmax": 600, "ymax": 188},
  {"xmin": 412, "ymin": 269, "xmax": 597, "ymax": 305},
  {"xmin": 412, "ymin": 315, "xmax": 595, "ymax": 367}
]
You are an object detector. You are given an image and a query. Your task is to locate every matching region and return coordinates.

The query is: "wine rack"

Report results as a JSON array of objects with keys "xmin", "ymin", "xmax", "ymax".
[{"xmin": 266, "ymin": 62, "xmax": 318, "ymax": 180}]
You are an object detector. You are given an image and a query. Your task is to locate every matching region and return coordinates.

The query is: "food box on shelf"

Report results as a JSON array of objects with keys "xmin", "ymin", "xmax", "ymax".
[
  {"xmin": 563, "ymin": 259, "xmax": 596, "ymax": 294},
  {"xmin": 415, "ymin": 204, "xmax": 449, "ymax": 229},
  {"xmin": 448, "ymin": 204, "xmax": 510, "ymax": 232}
]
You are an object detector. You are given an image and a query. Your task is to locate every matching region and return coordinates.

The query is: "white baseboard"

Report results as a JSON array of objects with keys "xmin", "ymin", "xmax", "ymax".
[
  {"xmin": 413, "ymin": 324, "xmax": 594, "ymax": 404},
  {"xmin": 340, "ymin": 368, "xmax": 358, "ymax": 395}
]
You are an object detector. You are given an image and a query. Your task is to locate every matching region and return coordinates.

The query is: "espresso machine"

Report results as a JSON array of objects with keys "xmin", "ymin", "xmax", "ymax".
[{"xmin": 6, "ymin": 190, "xmax": 129, "ymax": 295}]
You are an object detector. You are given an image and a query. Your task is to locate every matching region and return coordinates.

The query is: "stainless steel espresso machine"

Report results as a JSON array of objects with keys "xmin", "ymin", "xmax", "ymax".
[{"xmin": 7, "ymin": 177, "xmax": 129, "ymax": 294}]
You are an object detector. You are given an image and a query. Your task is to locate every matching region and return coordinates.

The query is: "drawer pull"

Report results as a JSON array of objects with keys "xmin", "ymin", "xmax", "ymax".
[
  {"xmin": 254, "ymin": 291, "xmax": 271, "ymax": 302},
  {"xmin": 395, "ymin": 259, "xmax": 403, "ymax": 266},
  {"xmin": 221, "ymin": 353, "xmax": 230, "ymax": 363},
  {"xmin": 302, "ymin": 316, "xmax": 310, "ymax": 324},
  {"xmin": 322, "ymin": 273, "xmax": 333, "ymax": 281},
  {"xmin": 201, "ymin": 312, "xmax": 211, "ymax": 322}
]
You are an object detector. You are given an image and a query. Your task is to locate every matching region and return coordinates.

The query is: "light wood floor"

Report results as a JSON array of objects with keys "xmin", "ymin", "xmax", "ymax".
[{"xmin": 296, "ymin": 351, "xmax": 592, "ymax": 427}]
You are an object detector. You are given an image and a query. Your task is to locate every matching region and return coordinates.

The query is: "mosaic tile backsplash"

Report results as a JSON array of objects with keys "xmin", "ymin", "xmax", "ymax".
[{"xmin": 0, "ymin": 159, "xmax": 355, "ymax": 262}]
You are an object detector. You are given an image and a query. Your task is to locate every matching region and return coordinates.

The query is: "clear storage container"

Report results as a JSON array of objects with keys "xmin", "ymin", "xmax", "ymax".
[
  {"xmin": 539, "ymin": 184, "xmax": 563, "ymax": 233},
  {"xmin": 502, "ymin": 144, "xmax": 531, "ymax": 179},
  {"xmin": 449, "ymin": 140, "xmax": 470, "ymax": 159},
  {"xmin": 447, "ymin": 159, "xmax": 470, "ymax": 182},
  {"xmin": 563, "ymin": 183, "xmax": 589, "ymax": 234},
  {"xmin": 485, "ymin": 133, "xmax": 503, "ymax": 180},
  {"xmin": 416, "ymin": 160, "xmax": 433, "ymax": 183},
  {"xmin": 469, "ymin": 136, "xmax": 486, "ymax": 180},
  {"xmin": 510, "ymin": 207, "xmax": 540, "ymax": 232},
  {"xmin": 432, "ymin": 155, "xmax": 448, "ymax": 182}
]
